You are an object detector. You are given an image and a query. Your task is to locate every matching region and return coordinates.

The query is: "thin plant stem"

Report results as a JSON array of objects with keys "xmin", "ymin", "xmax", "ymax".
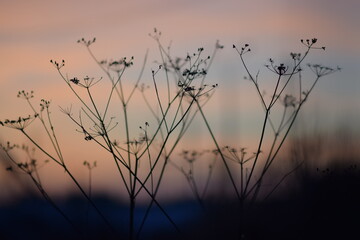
[
  {"xmin": 195, "ymin": 99, "xmax": 241, "ymax": 200},
  {"xmin": 20, "ymin": 129, "xmax": 116, "ymax": 233}
]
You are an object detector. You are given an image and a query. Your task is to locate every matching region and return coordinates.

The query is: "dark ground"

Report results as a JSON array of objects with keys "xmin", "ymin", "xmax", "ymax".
[{"xmin": 1, "ymin": 165, "xmax": 359, "ymax": 240}]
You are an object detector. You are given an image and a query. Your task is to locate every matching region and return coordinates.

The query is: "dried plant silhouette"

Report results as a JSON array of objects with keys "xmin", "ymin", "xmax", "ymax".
[{"xmin": 0, "ymin": 30, "xmax": 344, "ymax": 240}]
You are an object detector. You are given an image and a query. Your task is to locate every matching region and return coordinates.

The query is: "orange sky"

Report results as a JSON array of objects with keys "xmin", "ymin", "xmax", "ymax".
[{"xmin": 1, "ymin": 0, "xmax": 359, "ymax": 203}]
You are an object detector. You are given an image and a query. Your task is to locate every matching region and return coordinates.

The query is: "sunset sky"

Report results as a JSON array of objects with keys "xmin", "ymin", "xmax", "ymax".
[{"xmin": 0, "ymin": 0, "xmax": 359, "ymax": 202}]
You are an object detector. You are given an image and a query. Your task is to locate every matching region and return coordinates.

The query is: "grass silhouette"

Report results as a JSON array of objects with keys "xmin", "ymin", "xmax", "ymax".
[{"xmin": 1, "ymin": 30, "xmax": 349, "ymax": 239}]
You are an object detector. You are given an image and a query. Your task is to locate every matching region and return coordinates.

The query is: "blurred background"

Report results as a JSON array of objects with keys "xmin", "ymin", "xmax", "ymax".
[{"xmin": 0, "ymin": 0, "xmax": 359, "ymax": 208}]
